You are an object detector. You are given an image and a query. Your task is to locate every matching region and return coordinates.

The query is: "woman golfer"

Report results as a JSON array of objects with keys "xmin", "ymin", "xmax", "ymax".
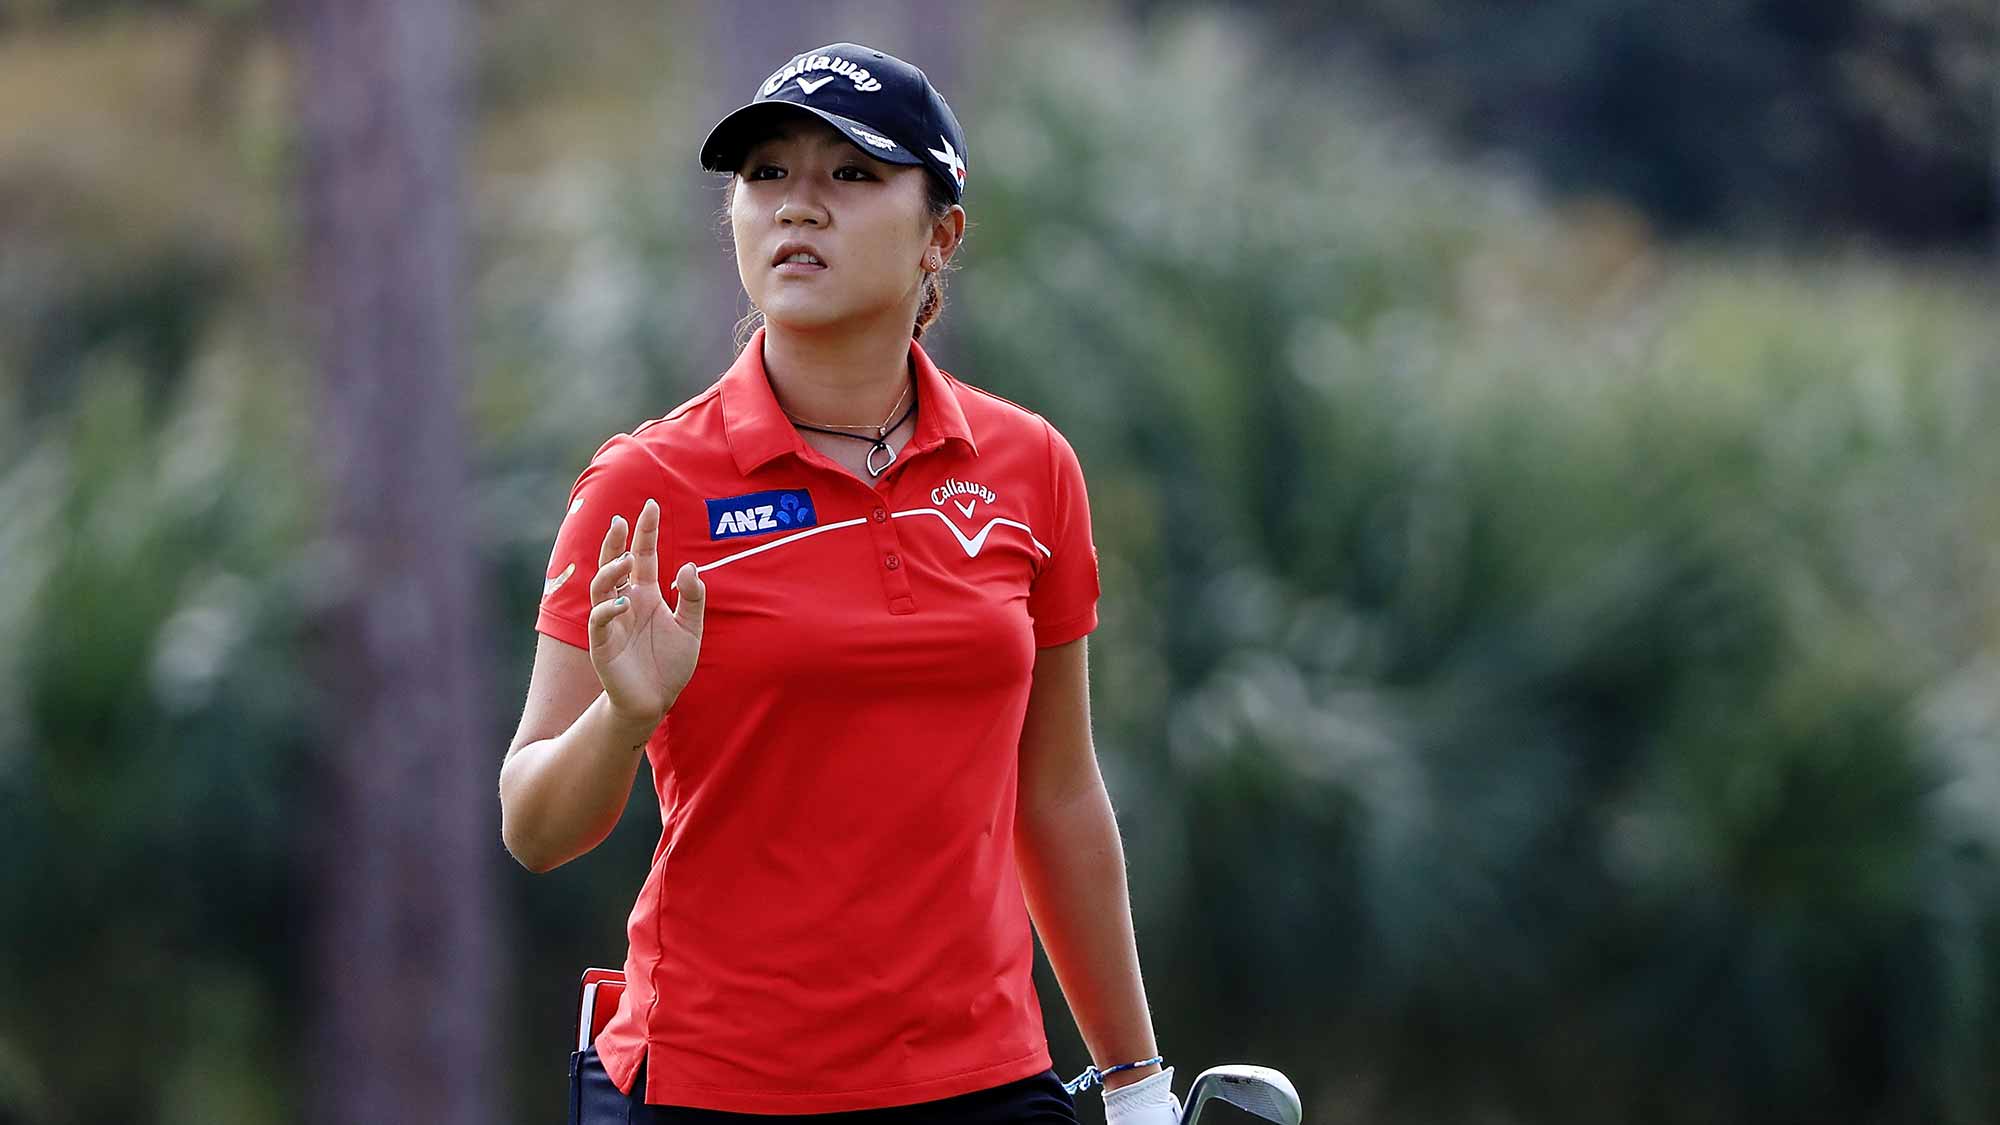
[{"xmin": 499, "ymin": 42, "xmax": 1181, "ymax": 1124}]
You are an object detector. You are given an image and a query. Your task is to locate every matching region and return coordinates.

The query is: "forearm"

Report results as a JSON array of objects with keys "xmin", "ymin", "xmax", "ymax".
[
  {"xmin": 499, "ymin": 692, "xmax": 659, "ymax": 872},
  {"xmin": 1016, "ymin": 782, "xmax": 1162, "ymax": 1092}
]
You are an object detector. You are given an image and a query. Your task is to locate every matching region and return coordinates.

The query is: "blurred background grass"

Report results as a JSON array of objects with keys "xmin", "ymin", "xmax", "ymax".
[{"xmin": 0, "ymin": 1, "xmax": 1995, "ymax": 1123}]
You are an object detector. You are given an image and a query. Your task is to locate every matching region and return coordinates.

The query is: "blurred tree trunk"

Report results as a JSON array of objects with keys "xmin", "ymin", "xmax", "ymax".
[{"xmin": 286, "ymin": 1, "xmax": 499, "ymax": 1123}]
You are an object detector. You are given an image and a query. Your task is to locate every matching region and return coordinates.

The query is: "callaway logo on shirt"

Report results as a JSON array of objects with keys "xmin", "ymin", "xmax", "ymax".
[{"xmin": 932, "ymin": 477, "xmax": 996, "ymax": 517}]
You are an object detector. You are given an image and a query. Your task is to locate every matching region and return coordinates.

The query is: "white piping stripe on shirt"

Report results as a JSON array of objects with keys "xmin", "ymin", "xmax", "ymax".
[
  {"xmin": 695, "ymin": 517, "xmax": 870, "ymax": 574},
  {"xmin": 890, "ymin": 508, "xmax": 1052, "ymax": 558},
  {"xmin": 692, "ymin": 509, "xmax": 1049, "ymax": 575}
]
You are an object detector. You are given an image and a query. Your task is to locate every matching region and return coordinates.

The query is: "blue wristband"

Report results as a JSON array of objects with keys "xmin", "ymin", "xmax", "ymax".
[{"xmin": 1062, "ymin": 1055, "xmax": 1166, "ymax": 1096}]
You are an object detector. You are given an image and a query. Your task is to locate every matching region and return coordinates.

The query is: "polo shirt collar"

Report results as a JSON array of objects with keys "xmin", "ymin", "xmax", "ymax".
[{"xmin": 721, "ymin": 326, "xmax": 979, "ymax": 476}]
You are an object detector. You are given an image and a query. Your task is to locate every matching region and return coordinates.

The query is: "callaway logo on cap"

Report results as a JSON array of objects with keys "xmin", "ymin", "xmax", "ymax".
[{"xmin": 699, "ymin": 41, "xmax": 970, "ymax": 202}]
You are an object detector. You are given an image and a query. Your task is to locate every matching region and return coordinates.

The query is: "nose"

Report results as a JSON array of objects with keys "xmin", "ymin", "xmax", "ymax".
[{"xmin": 775, "ymin": 194, "xmax": 826, "ymax": 227}]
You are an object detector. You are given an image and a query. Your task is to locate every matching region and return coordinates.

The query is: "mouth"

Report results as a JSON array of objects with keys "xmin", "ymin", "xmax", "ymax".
[{"xmin": 772, "ymin": 242, "xmax": 828, "ymax": 274}]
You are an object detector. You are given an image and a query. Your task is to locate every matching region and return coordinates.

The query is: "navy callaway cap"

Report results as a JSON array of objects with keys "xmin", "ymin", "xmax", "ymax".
[{"xmin": 699, "ymin": 42, "xmax": 969, "ymax": 203}]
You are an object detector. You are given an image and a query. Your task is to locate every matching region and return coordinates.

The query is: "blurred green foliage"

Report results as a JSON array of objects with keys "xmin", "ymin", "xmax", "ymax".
[{"xmin": 2, "ymin": 4, "xmax": 1997, "ymax": 1124}]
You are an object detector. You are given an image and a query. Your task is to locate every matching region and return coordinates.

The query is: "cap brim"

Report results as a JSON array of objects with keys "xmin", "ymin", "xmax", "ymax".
[{"xmin": 699, "ymin": 101, "xmax": 925, "ymax": 173}]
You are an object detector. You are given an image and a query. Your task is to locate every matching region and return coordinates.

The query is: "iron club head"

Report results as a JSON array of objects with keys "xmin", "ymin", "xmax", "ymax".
[{"xmin": 1180, "ymin": 1064, "xmax": 1302, "ymax": 1125}]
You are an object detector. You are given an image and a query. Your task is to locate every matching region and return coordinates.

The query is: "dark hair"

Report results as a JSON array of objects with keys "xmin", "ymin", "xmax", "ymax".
[{"xmin": 719, "ymin": 168, "xmax": 960, "ymax": 353}]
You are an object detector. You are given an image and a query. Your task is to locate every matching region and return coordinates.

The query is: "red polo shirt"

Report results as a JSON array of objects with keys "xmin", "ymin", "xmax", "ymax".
[{"xmin": 535, "ymin": 326, "xmax": 1100, "ymax": 1114}]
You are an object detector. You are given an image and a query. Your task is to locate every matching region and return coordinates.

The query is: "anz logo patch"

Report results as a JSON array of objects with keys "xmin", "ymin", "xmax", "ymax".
[{"xmin": 706, "ymin": 488, "xmax": 816, "ymax": 540}]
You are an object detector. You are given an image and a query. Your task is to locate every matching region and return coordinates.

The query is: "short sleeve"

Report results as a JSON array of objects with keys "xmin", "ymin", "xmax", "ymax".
[
  {"xmin": 535, "ymin": 433, "xmax": 669, "ymax": 650},
  {"xmin": 1026, "ymin": 419, "xmax": 1101, "ymax": 648}
]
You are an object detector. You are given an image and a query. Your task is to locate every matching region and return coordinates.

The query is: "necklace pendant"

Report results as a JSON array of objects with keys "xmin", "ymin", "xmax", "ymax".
[{"xmin": 865, "ymin": 441, "xmax": 896, "ymax": 478}]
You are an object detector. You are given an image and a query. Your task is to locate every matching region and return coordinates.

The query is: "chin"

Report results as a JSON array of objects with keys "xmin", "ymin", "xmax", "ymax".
[
  {"xmin": 758, "ymin": 300, "xmax": 850, "ymax": 333},
  {"xmin": 759, "ymin": 294, "xmax": 895, "ymax": 334}
]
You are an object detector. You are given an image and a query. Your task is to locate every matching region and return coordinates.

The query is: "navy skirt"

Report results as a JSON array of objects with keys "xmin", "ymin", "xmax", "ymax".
[{"xmin": 570, "ymin": 1046, "xmax": 1081, "ymax": 1124}]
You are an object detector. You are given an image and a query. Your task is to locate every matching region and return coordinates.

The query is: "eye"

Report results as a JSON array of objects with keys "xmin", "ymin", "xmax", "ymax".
[
  {"xmin": 746, "ymin": 164, "xmax": 784, "ymax": 180},
  {"xmin": 834, "ymin": 165, "xmax": 874, "ymax": 181}
]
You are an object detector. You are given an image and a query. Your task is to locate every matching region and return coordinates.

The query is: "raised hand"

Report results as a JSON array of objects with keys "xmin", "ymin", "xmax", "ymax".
[{"xmin": 586, "ymin": 498, "xmax": 707, "ymax": 726}]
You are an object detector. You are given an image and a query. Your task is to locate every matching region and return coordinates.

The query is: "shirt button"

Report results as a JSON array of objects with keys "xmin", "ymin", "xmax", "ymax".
[
  {"xmin": 885, "ymin": 553, "xmax": 901, "ymax": 570},
  {"xmin": 872, "ymin": 507, "xmax": 887, "ymax": 522}
]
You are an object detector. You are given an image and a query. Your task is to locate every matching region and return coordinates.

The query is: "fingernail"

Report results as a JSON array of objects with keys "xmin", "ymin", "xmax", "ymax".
[{"xmin": 615, "ymin": 596, "xmax": 628, "ymax": 607}]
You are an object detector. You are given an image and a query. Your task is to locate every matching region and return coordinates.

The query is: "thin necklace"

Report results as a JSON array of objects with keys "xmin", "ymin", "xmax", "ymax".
[
  {"xmin": 785, "ymin": 377, "xmax": 911, "ymax": 436},
  {"xmin": 786, "ymin": 382, "xmax": 919, "ymax": 478}
]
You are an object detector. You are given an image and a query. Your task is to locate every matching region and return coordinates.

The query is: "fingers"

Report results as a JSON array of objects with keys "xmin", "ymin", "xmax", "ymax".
[
  {"xmin": 630, "ymin": 498, "xmax": 661, "ymax": 586},
  {"xmin": 587, "ymin": 588, "xmax": 632, "ymax": 641},
  {"xmin": 589, "ymin": 550, "xmax": 634, "ymax": 605},
  {"xmin": 672, "ymin": 562, "xmax": 707, "ymax": 637},
  {"xmin": 597, "ymin": 513, "xmax": 629, "ymax": 569}
]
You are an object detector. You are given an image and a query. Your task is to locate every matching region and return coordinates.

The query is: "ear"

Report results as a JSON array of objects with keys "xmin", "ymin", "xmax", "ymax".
[{"xmin": 927, "ymin": 204, "xmax": 967, "ymax": 269}]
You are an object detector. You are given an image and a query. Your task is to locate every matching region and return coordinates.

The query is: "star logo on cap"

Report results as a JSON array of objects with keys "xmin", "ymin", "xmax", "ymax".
[{"xmin": 926, "ymin": 135, "xmax": 967, "ymax": 188}]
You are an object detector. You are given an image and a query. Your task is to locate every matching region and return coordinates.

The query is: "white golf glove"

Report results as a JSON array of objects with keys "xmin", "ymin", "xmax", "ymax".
[{"xmin": 1103, "ymin": 1065, "xmax": 1180, "ymax": 1125}]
